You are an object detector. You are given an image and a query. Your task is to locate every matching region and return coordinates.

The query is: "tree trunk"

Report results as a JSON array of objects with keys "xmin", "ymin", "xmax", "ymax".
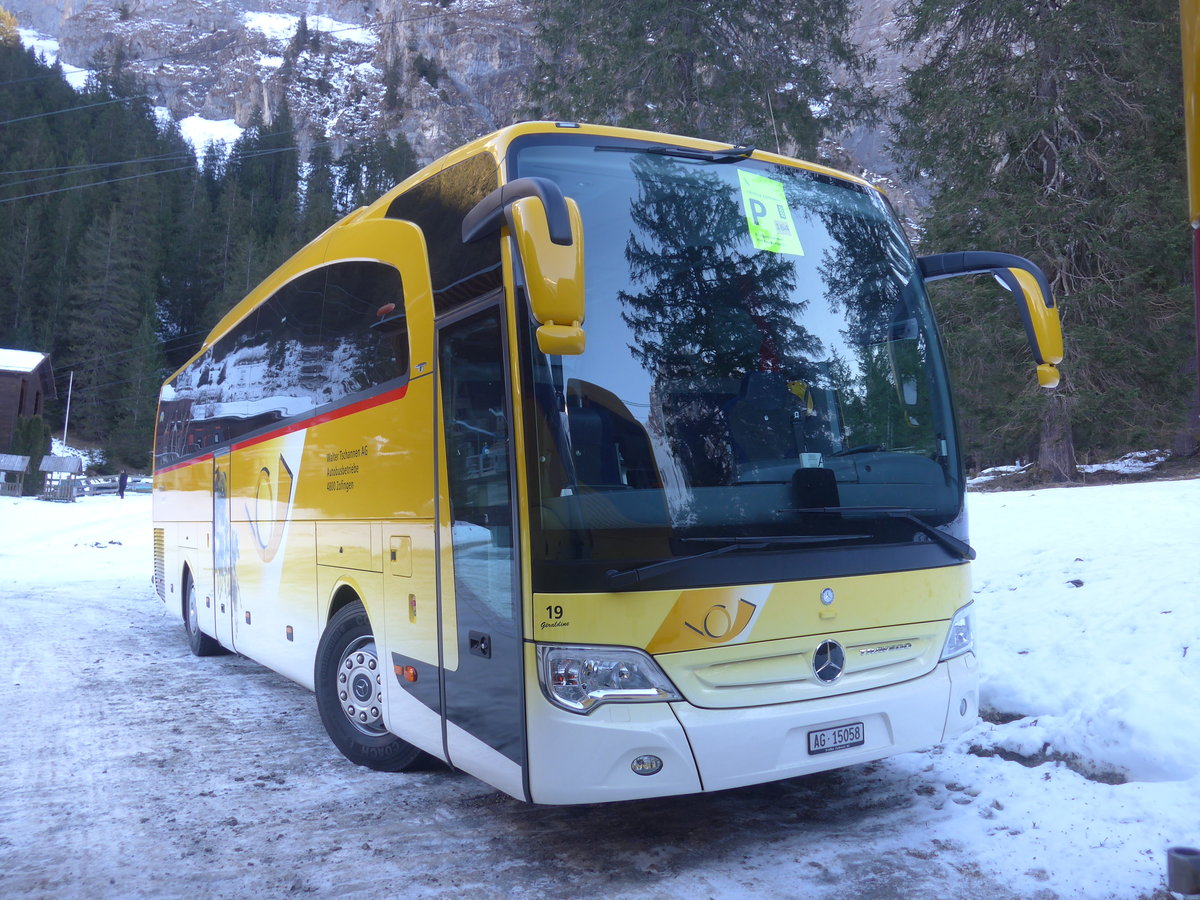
[{"xmin": 1037, "ymin": 389, "xmax": 1077, "ymax": 482}]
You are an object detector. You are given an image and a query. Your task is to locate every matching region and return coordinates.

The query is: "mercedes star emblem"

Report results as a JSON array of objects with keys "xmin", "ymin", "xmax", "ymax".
[{"xmin": 813, "ymin": 639, "xmax": 846, "ymax": 684}]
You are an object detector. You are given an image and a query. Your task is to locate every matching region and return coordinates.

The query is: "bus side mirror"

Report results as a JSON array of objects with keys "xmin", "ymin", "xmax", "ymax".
[
  {"xmin": 918, "ymin": 251, "xmax": 1063, "ymax": 389},
  {"xmin": 511, "ymin": 195, "xmax": 586, "ymax": 355},
  {"xmin": 463, "ymin": 177, "xmax": 586, "ymax": 355}
]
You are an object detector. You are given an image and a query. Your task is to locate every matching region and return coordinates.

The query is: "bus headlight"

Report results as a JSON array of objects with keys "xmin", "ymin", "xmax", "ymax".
[
  {"xmin": 939, "ymin": 602, "xmax": 975, "ymax": 661},
  {"xmin": 536, "ymin": 645, "xmax": 682, "ymax": 715}
]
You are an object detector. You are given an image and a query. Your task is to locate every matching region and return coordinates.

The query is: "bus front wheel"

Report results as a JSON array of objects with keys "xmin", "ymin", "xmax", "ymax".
[{"xmin": 315, "ymin": 601, "xmax": 422, "ymax": 771}]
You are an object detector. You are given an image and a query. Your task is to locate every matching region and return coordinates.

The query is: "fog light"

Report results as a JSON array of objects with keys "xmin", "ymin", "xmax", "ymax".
[{"xmin": 631, "ymin": 755, "xmax": 663, "ymax": 776}]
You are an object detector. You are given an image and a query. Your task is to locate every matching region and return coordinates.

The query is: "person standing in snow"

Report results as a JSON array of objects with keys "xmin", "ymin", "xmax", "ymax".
[{"xmin": 118, "ymin": 470, "xmax": 128, "ymax": 499}]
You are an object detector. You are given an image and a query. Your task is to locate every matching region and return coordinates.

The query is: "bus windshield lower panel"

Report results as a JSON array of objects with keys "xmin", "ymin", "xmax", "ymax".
[{"xmin": 512, "ymin": 138, "xmax": 963, "ymax": 593}]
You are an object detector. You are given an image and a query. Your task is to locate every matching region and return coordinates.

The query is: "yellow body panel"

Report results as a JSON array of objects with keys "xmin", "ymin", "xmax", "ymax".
[
  {"xmin": 531, "ymin": 564, "xmax": 969, "ymax": 652},
  {"xmin": 381, "ymin": 520, "xmax": 438, "ymax": 666},
  {"xmin": 1183, "ymin": 0, "xmax": 1200, "ymax": 225},
  {"xmin": 1008, "ymin": 266, "xmax": 1063, "ymax": 365}
]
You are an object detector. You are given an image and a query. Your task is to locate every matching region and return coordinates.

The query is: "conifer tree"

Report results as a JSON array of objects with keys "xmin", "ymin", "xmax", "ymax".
[
  {"xmin": 528, "ymin": 0, "xmax": 875, "ymax": 154},
  {"xmin": 301, "ymin": 131, "xmax": 338, "ymax": 236},
  {"xmin": 157, "ymin": 122, "xmax": 215, "ymax": 369},
  {"xmin": 358, "ymin": 132, "xmax": 417, "ymax": 203},
  {"xmin": 332, "ymin": 142, "xmax": 364, "ymax": 211},
  {"xmin": 109, "ymin": 312, "xmax": 165, "ymax": 468},
  {"xmin": 36, "ymin": 147, "xmax": 92, "ymax": 351},
  {"xmin": 226, "ymin": 102, "xmax": 299, "ymax": 243},
  {"xmin": 9, "ymin": 415, "xmax": 50, "ymax": 495},
  {"xmin": 0, "ymin": 6, "xmax": 18, "ymax": 47},
  {"xmin": 289, "ymin": 13, "xmax": 310, "ymax": 61},
  {"xmin": 64, "ymin": 206, "xmax": 156, "ymax": 442},
  {"xmin": 893, "ymin": 0, "xmax": 1192, "ymax": 474},
  {"xmin": 332, "ymin": 133, "xmax": 417, "ymax": 211}
]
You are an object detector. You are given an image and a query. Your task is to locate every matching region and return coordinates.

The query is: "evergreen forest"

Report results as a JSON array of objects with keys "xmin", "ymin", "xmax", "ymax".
[
  {"xmin": 891, "ymin": 0, "xmax": 1194, "ymax": 477},
  {"xmin": 0, "ymin": 36, "xmax": 416, "ymax": 471},
  {"xmin": 1, "ymin": 0, "xmax": 1196, "ymax": 478}
]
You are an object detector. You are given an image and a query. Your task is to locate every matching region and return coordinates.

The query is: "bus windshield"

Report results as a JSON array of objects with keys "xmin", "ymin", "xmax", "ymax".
[{"xmin": 512, "ymin": 137, "xmax": 961, "ymax": 591}]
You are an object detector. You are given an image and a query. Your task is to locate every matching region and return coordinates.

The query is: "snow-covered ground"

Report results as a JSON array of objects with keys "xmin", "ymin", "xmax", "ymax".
[
  {"xmin": 0, "ymin": 477, "xmax": 1197, "ymax": 899},
  {"xmin": 970, "ymin": 451, "xmax": 1175, "ymax": 486}
]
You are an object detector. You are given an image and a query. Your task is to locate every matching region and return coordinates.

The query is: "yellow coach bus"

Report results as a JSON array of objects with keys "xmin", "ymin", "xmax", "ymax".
[{"xmin": 152, "ymin": 121, "xmax": 1063, "ymax": 804}]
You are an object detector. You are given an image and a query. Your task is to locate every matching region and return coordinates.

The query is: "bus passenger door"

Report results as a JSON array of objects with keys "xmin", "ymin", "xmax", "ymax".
[
  {"xmin": 436, "ymin": 303, "xmax": 527, "ymax": 800},
  {"xmin": 212, "ymin": 449, "xmax": 236, "ymax": 649}
]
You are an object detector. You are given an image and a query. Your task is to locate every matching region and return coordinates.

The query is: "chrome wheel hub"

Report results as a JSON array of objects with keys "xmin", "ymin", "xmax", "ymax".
[
  {"xmin": 338, "ymin": 636, "xmax": 385, "ymax": 735},
  {"xmin": 187, "ymin": 585, "xmax": 199, "ymax": 634}
]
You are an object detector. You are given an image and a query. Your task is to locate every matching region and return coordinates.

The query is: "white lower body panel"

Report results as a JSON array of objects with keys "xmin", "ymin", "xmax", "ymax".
[
  {"xmin": 524, "ymin": 653, "xmax": 977, "ymax": 804},
  {"xmin": 676, "ymin": 653, "xmax": 977, "ymax": 793},
  {"xmin": 526, "ymin": 700, "xmax": 703, "ymax": 804}
]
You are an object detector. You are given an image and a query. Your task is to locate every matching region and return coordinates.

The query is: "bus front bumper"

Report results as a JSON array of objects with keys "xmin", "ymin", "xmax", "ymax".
[{"xmin": 525, "ymin": 652, "xmax": 977, "ymax": 805}]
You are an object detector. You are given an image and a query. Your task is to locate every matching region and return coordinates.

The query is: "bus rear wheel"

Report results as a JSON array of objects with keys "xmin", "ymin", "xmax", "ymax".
[
  {"xmin": 315, "ymin": 601, "xmax": 422, "ymax": 772},
  {"xmin": 183, "ymin": 573, "xmax": 225, "ymax": 657}
]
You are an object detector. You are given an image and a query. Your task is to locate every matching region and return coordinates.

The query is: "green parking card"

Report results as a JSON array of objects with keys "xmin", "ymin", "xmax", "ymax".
[{"xmin": 738, "ymin": 170, "xmax": 804, "ymax": 255}]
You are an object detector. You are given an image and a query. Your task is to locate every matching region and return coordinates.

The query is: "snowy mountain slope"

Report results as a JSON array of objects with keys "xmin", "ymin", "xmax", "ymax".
[
  {"xmin": 9, "ymin": 0, "xmax": 533, "ymax": 163},
  {"xmin": 8, "ymin": 0, "xmax": 915, "ymax": 175}
]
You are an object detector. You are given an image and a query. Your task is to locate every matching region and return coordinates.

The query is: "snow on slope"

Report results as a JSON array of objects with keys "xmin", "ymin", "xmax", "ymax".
[
  {"xmin": 242, "ymin": 11, "xmax": 376, "ymax": 46},
  {"xmin": 176, "ymin": 114, "xmax": 245, "ymax": 159},
  {"xmin": 0, "ymin": 475, "xmax": 1196, "ymax": 898},
  {"xmin": 17, "ymin": 28, "xmax": 88, "ymax": 89},
  {"xmin": 17, "ymin": 27, "xmax": 242, "ymax": 159}
]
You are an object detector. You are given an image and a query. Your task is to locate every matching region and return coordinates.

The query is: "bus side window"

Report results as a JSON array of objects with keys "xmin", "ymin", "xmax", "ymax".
[
  {"xmin": 266, "ymin": 271, "xmax": 327, "ymax": 396},
  {"xmin": 321, "ymin": 261, "xmax": 409, "ymax": 390}
]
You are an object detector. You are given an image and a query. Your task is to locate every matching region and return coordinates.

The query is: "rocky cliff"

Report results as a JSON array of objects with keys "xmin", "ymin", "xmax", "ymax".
[
  {"xmin": 10, "ymin": 0, "xmax": 533, "ymax": 163},
  {"xmin": 10, "ymin": 0, "xmax": 915, "ymax": 192}
]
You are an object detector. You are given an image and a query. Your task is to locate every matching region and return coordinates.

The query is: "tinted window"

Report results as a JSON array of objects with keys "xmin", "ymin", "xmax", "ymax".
[
  {"xmin": 512, "ymin": 137, "xmax": 963, "ymax": 591},
  {"xmin": 323, "ymin": 262, "xmax": 409, "ymax": 392},
  {"xmin": 155, "ymin": 261, "xmax": 408, "ymax": 470},
  {"xmin": 386, "ymin": 152, "xmax": 502, "ymax": 314}
]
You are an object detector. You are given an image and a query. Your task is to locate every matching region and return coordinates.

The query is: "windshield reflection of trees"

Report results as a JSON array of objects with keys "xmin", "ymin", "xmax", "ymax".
[
  {"xmin": 811, "ymin": 183, "xmax": 939, "ymax": 455},
  {"xmin": 617, "ymin": 157, "xmax": 826, "ymax": 493}
]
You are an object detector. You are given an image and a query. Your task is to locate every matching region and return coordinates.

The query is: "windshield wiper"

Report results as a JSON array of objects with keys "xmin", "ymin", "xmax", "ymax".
[
  {"xmin": 892, "ymin": 511, "xmax": 975, "ymax": 560},
  {"xmin": 605, "ymin": 534, "xmax": 869, "ymax": 591},
  {"xmin": 786, "ymin": 506, "xmax": 976, "ymax": 561},
  {"xmin": 829, "ymin": 443, "xmax": 884, "ymax": 457},
  {"xmin": 595, "ymin": 143, "xmax": 755, "ymax": 163}
]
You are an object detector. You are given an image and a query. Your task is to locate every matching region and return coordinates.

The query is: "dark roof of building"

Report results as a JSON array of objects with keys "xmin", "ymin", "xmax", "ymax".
[
  {"xmin": 0, "ymin": 454, "xmax": 30, "ymax": 472},
  {"xmin": 38, "ymin": 455, "xmax": 82, "ymax": 474}
]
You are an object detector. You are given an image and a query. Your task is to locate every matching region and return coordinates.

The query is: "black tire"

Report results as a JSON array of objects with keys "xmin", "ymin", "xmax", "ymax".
[
  {"xmin": 183, "ymin": 572, "xmax": 226, "ymax": 657},
  {"xmin": 315, "ymin": 601, "xmax": 422, "ymax": 771}
]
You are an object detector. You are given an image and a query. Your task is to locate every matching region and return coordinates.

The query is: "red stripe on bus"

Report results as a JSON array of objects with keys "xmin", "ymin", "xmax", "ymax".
[
  {"xmin": 154, "ymin": 452, "xmax": 215, "ymax": 476},
  {"xmin": 233, "ymin": 383, "xmax": 409, "ymax": 451}
]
